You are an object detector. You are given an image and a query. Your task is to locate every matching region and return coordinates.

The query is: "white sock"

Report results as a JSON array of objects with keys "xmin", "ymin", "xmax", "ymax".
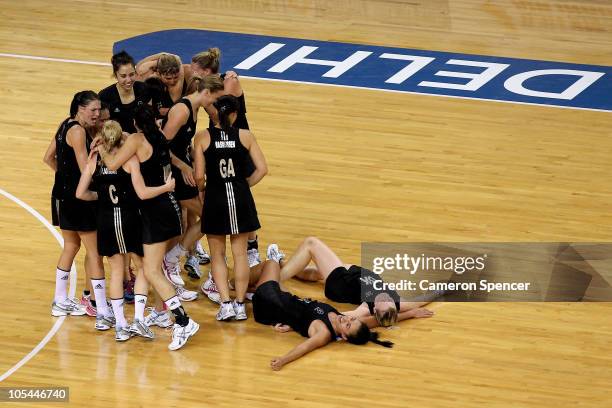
[
  {"xmin": 164, "ymin": 244, "xmax": 187, "ymax": 267},
  {"xmin": 196, "ymin": 241, "xmax": 205, "ymax": 253},
  {"xmin": 110, "ymin": 298, "xmax": 128, "ymax": 328},
  {"xmin": 54, "ymin": 267, "xmax": 70, "ymax": 303},
  {"xmin": 134, "ymin": 294, "xmax": 147, "ymax": 321},
  {"xmin": 164, "ymin": 295, "xmax": 182, "ymax": 311},
  {"xmin": 92, "ymin": 279, "xmax": 110, "ymax": 316}
]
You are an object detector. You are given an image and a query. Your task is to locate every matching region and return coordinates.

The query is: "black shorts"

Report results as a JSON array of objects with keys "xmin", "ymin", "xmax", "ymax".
[
  {"xmin": 252, "ymin": 281, "xmax": 300, "ymax": 326},
  {"xmin": 139, "ymin": 193, "xmax": 182, "ymax": 244},
  {"xmin": 51, "ymin": 197, "xmax": 97, "ymax": 232},
  {"xmin": 324, "ymin": 265, "xmax": 363, "ymax": 305},
  {"xmin": 171, "ymin": 165, "xmax": 199, "ymax": 201},
  {"xmin": 97, "ymin": 206, "xmax": 143, "ymax": 257}
]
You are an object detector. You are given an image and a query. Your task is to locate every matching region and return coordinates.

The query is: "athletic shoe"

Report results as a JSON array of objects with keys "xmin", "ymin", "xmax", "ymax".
[
  {"xmin": 266, "ymin": 244, "xmax": 285, "ymax": 264},
  {"xmin": 232, "ymin": 301, "xmax": 247, "ymax": 321},
  {"xmin": 80, "ymin": 295, "xmax": 97, "ymax": 317},
  {"xmin": 163, "ymin": 259, "xmax": 185, "ymax": 286},
  {"xmin": 168, "ymin": 318, "xmax": 200, "ymax": 351},
  {"xmin": 247, "ymin": 248, "xmax": 261, "ymax": 267},
  {"xmin": 95, "ymin": 313, "xmax": 116, "ymax": 331},
  {"xmin": 144, "ymin": 308, "xmax": 173, "ymax": 328},
  {"xmin": 115, "ymin": 325, "xmax": 131, "ymax": 342},
  {"xmin": 195, "ymin": 243, "xmax": 211, "ymax": 265},
  {"xmin": 216, "ymin": 302, "xmax": 236, "ymax": 321},
  {"xmin": 184, "ymin": 255, "xmax": 202, "ymax": 279},
  {"xmin": 201, "ymin": 273, "xmax": 221, "ymax": 304},
  {"xmin": 128, "ymin": 319, "xmax": 155, "ymax": 339},
  {"xmin": 51, "ymin": 298, "xmax": 87, "ymax": 317},
  {"xmin": 174, "ymin": 284, "xmax": 198, "ymax": 302}
]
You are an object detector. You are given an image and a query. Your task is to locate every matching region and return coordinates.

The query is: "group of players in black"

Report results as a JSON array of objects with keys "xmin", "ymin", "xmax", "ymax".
[{"xmin": 45, "ymin": 48, "xmax": 436, "ymax": 369}]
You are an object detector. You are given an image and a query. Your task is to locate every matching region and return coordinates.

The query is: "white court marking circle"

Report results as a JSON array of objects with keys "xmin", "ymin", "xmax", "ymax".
[{"xmin": 0, "ymin": 188, "xmax": 77, "ymax": 382}]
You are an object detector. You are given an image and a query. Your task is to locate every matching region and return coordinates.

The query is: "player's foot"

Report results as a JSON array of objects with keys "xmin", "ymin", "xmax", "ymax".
[
  {"xmin": 168, "ymin": 319, "xmax": 200, "ymax": 351},
  {"xmin": 266, "ymin": 244, "xmax": 285, "ymax": 264},
  {"xmin": 52, "ymin": 298, "xmax": 87, "ymax": 317},
  {"xmin": 184, "ymin": 255, "xmax": 202, "ymax": 279}
]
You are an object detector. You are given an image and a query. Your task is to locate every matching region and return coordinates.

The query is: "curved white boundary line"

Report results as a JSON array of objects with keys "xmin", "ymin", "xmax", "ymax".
[{"xmin": 0, "ymin": 189, "xmax": 77, "ymax": 382}]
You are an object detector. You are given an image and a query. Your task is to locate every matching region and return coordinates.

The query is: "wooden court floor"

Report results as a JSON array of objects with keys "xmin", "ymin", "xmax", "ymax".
[{"xmin": 0, "ymin": 1, "xmax": 611, "ymax": 407}]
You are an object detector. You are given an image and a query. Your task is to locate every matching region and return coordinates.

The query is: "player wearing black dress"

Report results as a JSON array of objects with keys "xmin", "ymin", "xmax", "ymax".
[
  {"xmin": 44, "ymin": 91, "xmax": 108, "ymax": 322},
  {"xmin": 99, "ymin": 51, "xmax": 151, "ymax": 134},
  {"xmin": 188, "ymin": 48, "xmax": 260, "ymax": 269},
  {"xmin": 269, "ymin": 237, "xmax": 437, "ymax": 327},
  {"xmin": 251, "ymin": 260, "xmax": 393, "ymax": 371},
  {"xmin": 78, "ymin": 120, "xmax": 178, "ymax": 341},
  {"xmin": 95, "ymin": 106, "xmax": 199, "ymax": 350},
  {"xmin": 193, "ymin": 95, "xmax": 268, "ymax": 322}
]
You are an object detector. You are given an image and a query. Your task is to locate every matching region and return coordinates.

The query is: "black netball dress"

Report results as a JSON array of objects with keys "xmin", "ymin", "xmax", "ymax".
[
  {"xmin": 253, "ymin": 281, "xmax": 341, "ymax": 339},
  {"xmin": 51, "ymin": 118, "xmax": 97, "ymax": 231},
  {"xmin": 138, "ymin": 128, "xmax": 182, "ymax": 244},
  {"xmin": 92, "ymin": 160, "xmax": 143, "ymax": 257},
  {"xmin": 167, "ymin": 98, "xmax": 199, "ymax": 201},
  {"xmin": 99, "ymin": 82, "xmax": 151, "ymax": 134},
  {"xmin": 201, "ymin": 126, "xmax": 260, "ymax": 235}
]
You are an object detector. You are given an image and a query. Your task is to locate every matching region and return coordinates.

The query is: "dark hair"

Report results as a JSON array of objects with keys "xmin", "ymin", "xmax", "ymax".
[
  {"xmin": 133, "ymin": 104, "xmax": 159, "ymax": 135},
  {"xmin": 144, "ymin": 77, "xmax": 166, "ymax": 100},
  {"xmin": 347, "ymin": 323, "xmax": 394, "ymax": 348},
  {"xmin": 100, "ymin": 101, "xmax": 110, "ymax": 112},
  {"xmin": 213, "ymin": 95, "xmax": 239, "ymax": 130},
  {"xmin": 111, "ymin": 50, "xmax": 135, "ymax": 74},
  {"xmin": 69, "ymin": 90, "xmax": 99, "ymax": 118}
]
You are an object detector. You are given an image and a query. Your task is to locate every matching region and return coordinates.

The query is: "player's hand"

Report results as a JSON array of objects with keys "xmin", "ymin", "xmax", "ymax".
[
  {"xmin": 224, "ymin": 70, "xmax": 238, "ymax": 79},
  {"xmin": 270, "ymin": 357, "xmax": 284, "ymax": 371},
  {"xmin": 181, "ymin": 166, "xmax": 196, "ymax": 187},
  {"xmin": 88, "ymin": 149, "xmax": 98, "ymax": 161},
  {"xmin": 90, "ymin": 135, "xmax": 103, "ymax": 150},
  {"xmin": 273, "ymin": 323, "xmax": 292, "ymax": 333},
  {"xmin": 411, "ymin": 308, "xmax": 434, "ymax": 318},
  {"xmin": 164, "ymin": 173, "xmax": 175, "ymax": 192}
]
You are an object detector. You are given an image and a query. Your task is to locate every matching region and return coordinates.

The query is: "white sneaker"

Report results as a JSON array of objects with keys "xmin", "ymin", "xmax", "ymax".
[
  {"xmin": 174, "ymin": 284, "xmax": 198, "ymax": 302},
  {"xmin": 247, "ymin": 248, "xmax": 261, "ymax": 267},
  {"xmin": 266, "ymin": 244, "xmax": 285, "ymax": 264},
  {"xmin": 195, "ymin": 243, "xmax": 211, "ymax": 265},
  {"xmin": 95, "ymin": 313, "xmax": 116, "ymax": 331},
  {"xmin": 128, "ymin": 318, "xmax": 155, "ymax": 339},
  {"xmin": 233, "ymin": 301, "xmax": 247, "ymax": 320},
  {"xmin": 144, "ymin": 308, "xmax": 173, "ymax": 328},
  {"xmin": 201, "ymin": 272, "xmax": 221, "ymax": 304},
  {"xmin": 168, "ymin": 318, "xmax": 200, "ymax": 351},
  {"xmin": 163, "ymin": 259, "xmax": 185, "ymax": 286},
  {"xmin": 51, "ymin": 298, "xmax": 87, "ymax": 317},
  {"xmin": 184, "ymin": 255, "xmax": 202, "ymax": 279},
  {"xmin": 115, "ymin": 325, "xmax": 132, "ymax": 342},
  {"xmin": 216, "ymin": 302, "xmax": 236, "ymax": 321}
]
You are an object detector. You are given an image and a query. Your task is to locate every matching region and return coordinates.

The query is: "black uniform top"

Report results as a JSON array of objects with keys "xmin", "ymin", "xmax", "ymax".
[
  {"xmin": 154, "ymin": 79, "xmax": 188, "ymax": 117},
  {"xmin": 99, "ymin": 82, "xmax": 150, "ymax": 134},
  {"xmin": 140, "ymin": 128, "xmax": 172, "ymax": 189},
  {"xmin": 288, "ymin": 296, "xmax": 341, "ymax": 339},
  {"xmin": 166, "ymin": 98, "xmax": 197, "ymax": 163},
  {"xmin": 208, "ymin": 93, "xmax": 249, "ymax": 130},
  {"xmin": 204, "ymin": 126, "xmax": 251, "ymax": 187},
  {"xmin": 92, "ymin": 161, "xmax": 139, "ymax": 208},
  {"xmin": 352, "ymin": 266, "xmax": 402, "ymax": 314},
  {"xmin": 52, "ymin": 119, "xmax": 87, "ymax": 200}
]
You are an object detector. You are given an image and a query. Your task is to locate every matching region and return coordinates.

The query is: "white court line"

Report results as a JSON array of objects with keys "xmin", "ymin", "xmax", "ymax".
[
  {"xmin": 0, "ymin": 51, "xmax": 608, "ymax": 113},
  {"xmin": 0, "ymin": 189, "xmax": 77, "ymax": 382}
]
